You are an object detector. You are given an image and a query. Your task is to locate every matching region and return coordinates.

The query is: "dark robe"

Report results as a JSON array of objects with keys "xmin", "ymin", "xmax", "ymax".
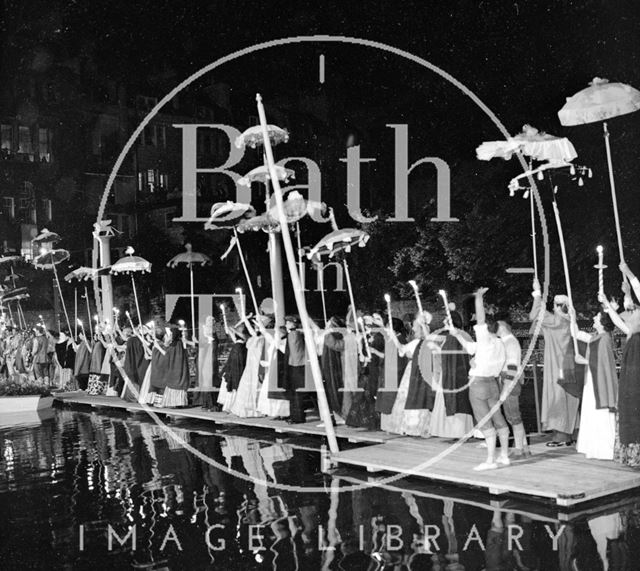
[
  {"xmin": 122, "ymin": 336, "xmax": 149, "ymax": 401},
  {"xmin": 222, "ymin": 341, "xmax": 247, "ymax": 392},
  {"xmin": 618, "ymin": 332, "xmax": 640, "ymax": 446},
  {"xmin": 267, "ymin": 329, "xmax": 303, "ymax": 417},
  {"xmin": 375, "ymin": 332, "xmax": 408, "ymax": 414},
  {"xmin": 151, "ymin": 339, "xmax": 189, "ymax": 391},
  {"xmin": 55, "ymin": 340, "xmax": 76, "ymax": 369},
  {"xmin": 88, "ymin": 341, "xmax": 105, "ymax": 374},
  {"xmin": 73, "ymin": 342, "xmax": 91, "ymax": 376},
  {"xmin": 321, "ymin": 332, "xmax": 344, "ymax": 415},
  {"xmin": 404, "ymin": 339, "xmax": 435, "ymax": 410},
  {"xmin": 428, "ymin": 333, "xmax": 473, "ymax": 416},
  {"xmin": 587, "ymin": 332, "xmax": 618, "ymax": 410}
]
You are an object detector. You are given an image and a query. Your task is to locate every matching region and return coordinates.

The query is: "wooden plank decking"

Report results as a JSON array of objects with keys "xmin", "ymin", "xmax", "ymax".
[
  {"xmin": 54, "ymin": 392, "xmax": 640, "ymax": 507},
  {"xmin": 53, "ymin": 392, "xmax": 397, "ymax": 444},
  {"xmin": 330, "ymin": 436, "xmax": 640, "ymax": 507}
]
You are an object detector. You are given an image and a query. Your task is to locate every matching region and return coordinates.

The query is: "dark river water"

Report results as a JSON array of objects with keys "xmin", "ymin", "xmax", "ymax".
[{"xmin": 1, "ymin": 406, "xmax": 640, "ymax": 570}]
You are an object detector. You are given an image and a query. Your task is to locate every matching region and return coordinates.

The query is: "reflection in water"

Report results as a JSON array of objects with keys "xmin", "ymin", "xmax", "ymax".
[{"xmin": 0, "ymin": 409, "xmax": 640, "ymax": 569}]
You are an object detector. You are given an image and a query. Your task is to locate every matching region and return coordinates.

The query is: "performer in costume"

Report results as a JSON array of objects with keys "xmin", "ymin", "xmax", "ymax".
[
  {"xmin": 529, "ymin": 280, "xmax": 580, "ymax": 446},
  {"xmin": 375, "ymin": 317, "xmax": 408, "ymax": 419},
  {"xmin": 257, "ymin": 315, "xmax": 290, "ymax": 418},
  {"xmin": 383, "ymin": 312, "xmax": 431, "ymax": 436},
  {"xmin": 318, "ymin": 315, "xmax": 347, "ymax": 425},
  {"xmin": 54, "ymin": 330, "xmax": 77, "ymax": 390},
  {"xmin": 159, "ymin": 325, "xmax": 190, "ymax": 407},
  {"xmin": 228, "ymin": 314, "xmax": 265, "ymax": 418},
  {"xmin": 217, "ymin": 322, "xmax": 248, "ymax": 412},
  {"xmin": 573, "ymin": 310, "xmax": 618, "ymax": 460},
  {"xmin": 86, "ymin": 325, "xmax": 107, "ymax": 395},
  {"xmin": 601, "ymin": 263, "xmax": 640, "ymax": 466},
  {"xmin": 279, "ymin": 315, "xmax": 307, "ymax": 424},
  {"xmin": 74, "ymin": 331, "xmax": 91, "ymax": 390},
  {"xmin": 194, "ymin": 316, "xmax": 220, "ymax": 410},
  {"xmin": 496, "ymin": 312, "xmax": 529, "ymax": 457},
  {"xmin": 122, "ymin": 327, "xmax": 150, "ymax": 402},
  {"xmin": 451, "ymin": 288, "xmax": 509, "ymax": 471},
  {"xmin": 428, "ymin": 310, "xmax": 474, "ymax": 439}
]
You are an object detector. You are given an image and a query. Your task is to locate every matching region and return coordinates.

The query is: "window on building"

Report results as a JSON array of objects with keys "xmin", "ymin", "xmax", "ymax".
[
  {"xmin": 159, "ymin": 173, "xmax": 168, "ymax": 190},
  {"xmin": 137, "ymin": 171, "xmax": 145, "ymax": 191},
  {"xmin": 159, "ymin": 125, "xmax": 167, "ymax": 148},
  {"xmin": 38, "ymin": 128, "xmax": 53, "ymax": 162},
  {"xmin": 1, "ymin": 124, "xmax": 12, "ymax": 152},
  {"xmin": 147, "ymin": 169, "xmax": 155, "ymax": 192},
  {"xmin": 18, "ymin": 126, "xmax": 33, "ymax": 156},
  {"xmin": 143, "ymin": 125, "xmax": 157, "ymax": 146},
  {"xmin": 2, "ymin": 197, "xmax": 15, "ymax": 218},
  {"xmin": 41, "ymin": 199, "xmax": 52, "ymax": 221}
]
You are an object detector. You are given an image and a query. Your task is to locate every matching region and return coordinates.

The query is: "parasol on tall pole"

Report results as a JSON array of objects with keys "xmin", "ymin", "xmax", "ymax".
[
  {"xmin": 507, "ymin": 160, "xmax": 588, "ymax": 364},
  {"xmin": 236, "ymin": 123, "xmax": 290, "ymax": 329},
  {"xmin": 256, "ymin": 94, "xmax": 339, "ymax": 454},
  {"xmin": 110, "ymin": 246, "xmax": 151, "ymax": 324},
  {"xmin": 307, "ymin": 207, "xmax": 370, "ymax": 343},
  {"xmin": 559, "ymin": 78, "xmax": 640, "ymax": 266},
  {"xmin": 33, "ymin": 248, "xmax": 72, "ymax": 334},
  {"xmin": 204, "ymin": 201, "xmax": 261, "ymax": 316},
  {"xmin": 166, "ymin": 243, "xmax": 212, "ymax": 341},
  {"xmin": 65, "ymin": 266, "xmax": 109, "ymax": 338},
  {"xmin": 477, "ymin": 125, "xmax": 583, "ymax": 281},
  {"xmin": 0, "ymin": 254, "xmax": 26, "ymax": 328}
]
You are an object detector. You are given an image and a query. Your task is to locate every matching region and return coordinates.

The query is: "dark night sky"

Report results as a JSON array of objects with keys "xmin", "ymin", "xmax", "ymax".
[{"xmin": 3, "ymin": 0, "xmax": 640, "ymax": 307}]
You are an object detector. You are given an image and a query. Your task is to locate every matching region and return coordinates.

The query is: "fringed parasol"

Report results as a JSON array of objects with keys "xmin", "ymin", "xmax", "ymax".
[
  {"xmin": 203, "ymin": 201, "xmax": 260, "ymax": 315},
  {"xmin": 33, "ymin": 248, "xmax": 72, "ymax": 333},
  {"xmin": 238, "ymin": 165, "xmax": 294, "ymax": 187},
  {"xmin": 204, "ymin": 201, "xmax": 256, "ymax": 230},
  {"xmin": 31, "ymin": 228, "xmax": 61, "ymax": 246},
  {"xmin": 559, "ymin": 77, "xmax": 640, "ymax": 265},
  {"xmin": 476, "ymin": 124, "xmax": 578, "ymax": 163},
  {"xmin": 235, "ymin": 124, "xmax": 289, "ymax": 150},
  {"xmin": 110, "ymin": 246, "xmax": 151, "ymax": 324},
  {"xmin": 166, "ymin": 244, "xmax": 212, "ymax": 339}
]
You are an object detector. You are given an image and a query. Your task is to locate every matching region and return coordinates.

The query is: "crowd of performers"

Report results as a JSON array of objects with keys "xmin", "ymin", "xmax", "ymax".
[{"xmin": 1, "ymin": 262, "xmax": 640, "ymax": 471}]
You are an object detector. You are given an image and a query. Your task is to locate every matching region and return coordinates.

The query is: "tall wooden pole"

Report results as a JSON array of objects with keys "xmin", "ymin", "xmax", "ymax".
[{"xmin": 256, "ymin": 94, "xmax": 339, "ymax": 454}]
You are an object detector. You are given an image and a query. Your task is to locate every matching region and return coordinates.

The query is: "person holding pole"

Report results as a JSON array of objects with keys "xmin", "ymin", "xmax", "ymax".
[
  {"xmin": 600, "ymin": 269, "xmax": 640, "ymax": 467},
  {"xmin": 449, "ymin": 288, "xmax": 509, "ymax": 471},
  {"xmin": 529, "ymin": 279, "xmax": 580, "ymax": 447},
  {"xmin": 495, "ymin": 311, "xmax": 529, "ymax": 457}
]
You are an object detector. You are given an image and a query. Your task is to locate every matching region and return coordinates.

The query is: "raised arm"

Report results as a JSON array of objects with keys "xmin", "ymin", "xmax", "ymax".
[
  {"xmin": 620, "ymin": 262, "xmax": 640, "ymax": 303},
  {"xmin": 529, "ymin": 278, "xmax": 543, "ymax": 321},
  {"xmin": 475, "ymin": 287, "xmax": 488, "ymax": 325},
  {"xmin": 599, "ymin": 292, "xmax": 630, "ymax": 336}
]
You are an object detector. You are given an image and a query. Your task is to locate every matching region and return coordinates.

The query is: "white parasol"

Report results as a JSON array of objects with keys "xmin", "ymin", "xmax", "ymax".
[
  {"xmin": 31, "ymin": 228, "xmax": 61, "ymax": 246},
  {"xmin": 478, "ymin": 126, "xmax": 586, "ymax": 281},
  {"xmin": 65, "ymin": 266, "xmax": 110, "ymax": 338},
  {"xmin": 110, "ymin": 246, "xmax": 151, "ymax": 324},
  {"xmin": 307, "ymin": 208, "xmax": 370, "ymax": 362},
  {"xmin": 477, "ymin": 124, "xmax": 578, "ymax": 163},
  {"xmin": 559, "ymin": 77, "xmax": 640, "ymax": 265},
  {"xmin": 237, "ymin": 165, "xmax": 294, "ymax": 187},
  {"xmin": 203, "ymin": 201, "xmax": 260, "ymax": 316},
  {"xmin": 235, "ymin": 124, "xmax": 289, "ymax": 150},
  {"xmin": 166, "ymin": 243, "xmax": 212, "ymax": 341}
]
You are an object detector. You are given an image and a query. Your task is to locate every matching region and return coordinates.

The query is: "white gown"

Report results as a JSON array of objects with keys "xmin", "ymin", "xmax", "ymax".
[
  {"xmin": 228, "ymin": 336, "xmax": 264, "ymax": 418},
  {"xmin": 257, "ymin": 337, "xmax": 289, "ymax": 418},
  {"xmin": 577, "ymin": 367, "xmax": 616, "ymax": 460}
]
